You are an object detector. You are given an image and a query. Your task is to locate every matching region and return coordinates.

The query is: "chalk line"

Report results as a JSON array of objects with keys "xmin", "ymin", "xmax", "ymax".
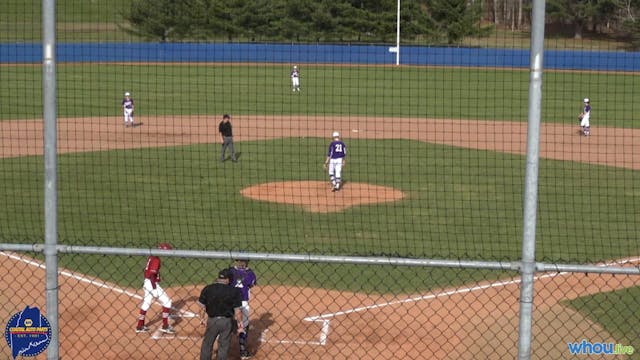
[
  {"xmin": 302, "ymin": 256, "xmax": 640, "ymax": 345},
  {"xmin": 0, "ymin": 251, "xmax": 198, "ymax": 319}
]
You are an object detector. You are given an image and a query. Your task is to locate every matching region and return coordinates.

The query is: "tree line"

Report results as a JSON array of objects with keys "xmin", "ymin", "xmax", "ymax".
[{"xmin": 123, "ymin": 0, "xmax": 640, "ymax": 49}]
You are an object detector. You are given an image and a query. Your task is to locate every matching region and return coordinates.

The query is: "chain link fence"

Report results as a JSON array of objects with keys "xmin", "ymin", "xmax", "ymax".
[
  {"xmin": 1, "ymin": 249, "xmax": 638, "ymax": 359},
  {"xmin": 1, "ymin": 0, "xmax": 640, "ymax": 359}
]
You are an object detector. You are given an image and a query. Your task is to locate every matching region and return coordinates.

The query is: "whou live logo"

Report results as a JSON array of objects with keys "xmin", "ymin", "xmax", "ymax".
[{"xmin": 567, "ymin": 339, "xmax": 634, "ymax": 355}]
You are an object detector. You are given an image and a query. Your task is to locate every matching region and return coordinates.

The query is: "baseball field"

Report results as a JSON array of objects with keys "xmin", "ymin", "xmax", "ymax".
[{"xmin": 1, "ymin": 58, "xmax": 640, "ymax": 359}]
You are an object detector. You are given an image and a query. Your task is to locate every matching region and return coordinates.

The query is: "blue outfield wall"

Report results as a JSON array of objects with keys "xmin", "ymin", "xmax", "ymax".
[{"xmin": 1, "ymin": 43, "xmax": 639, "ymax": 71}]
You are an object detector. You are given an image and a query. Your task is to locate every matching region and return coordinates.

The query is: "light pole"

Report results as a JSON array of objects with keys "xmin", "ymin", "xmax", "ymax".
[{"xmin": 396, "ymin": 0, "xmax": 400, "ymax": 65}]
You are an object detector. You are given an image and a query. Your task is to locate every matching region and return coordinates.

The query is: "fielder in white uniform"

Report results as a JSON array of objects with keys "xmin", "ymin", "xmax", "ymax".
[
  {"xmin": 579, "ymin": 98, "xmax": 591, "ymax": 136},
  {"xmin": 122, "ymin": 92, "xmax": 135, "ymax": 127},
  {"xmin": 291, "ymin": 66, "xmax": 300, "ymax": 92}
]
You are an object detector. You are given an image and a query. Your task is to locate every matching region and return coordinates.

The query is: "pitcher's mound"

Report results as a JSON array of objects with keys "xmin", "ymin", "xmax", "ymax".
[{"xmin": 240, "ymin": 181, "xmax": 405, "ymax": 213}]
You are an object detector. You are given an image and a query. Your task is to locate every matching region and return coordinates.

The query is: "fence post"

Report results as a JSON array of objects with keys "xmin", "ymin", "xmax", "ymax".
[
  {"xmin": 517, "ymin": 0, "xmax": 546, "ymax": 359},
  {"xmin": 42, "ymin": 0, "xmax": 59, "ymax": 359}
]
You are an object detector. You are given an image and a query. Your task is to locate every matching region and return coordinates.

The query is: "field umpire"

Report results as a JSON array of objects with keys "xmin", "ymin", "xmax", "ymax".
[
  {"xmin": 198, "ymin": 268, "xmax": 244, "ymax": 360},
  {"xmin": 219, "ymin": 114, "xmax": 237, "ymax": 162}
]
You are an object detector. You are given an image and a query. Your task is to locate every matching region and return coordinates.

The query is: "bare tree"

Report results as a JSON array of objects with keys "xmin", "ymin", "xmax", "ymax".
[
  {"xmin": 483, "ymin": 0, "xmax": 529, "ymax": 31},
  {"xmin": 517, "ymin": 0, "xmax": 524, "ymax": 29}
]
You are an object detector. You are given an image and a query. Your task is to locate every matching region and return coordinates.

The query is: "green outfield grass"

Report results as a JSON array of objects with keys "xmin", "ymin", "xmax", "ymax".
[
  {"xmin": 1, "ymin": 63, "xmax": 638, "ymax": 127},
  {"xmin": 563, "ymin": 286, "xmax": 640, "ymax": 352},
  {"xmin": 1, "ymin": 138, "xmax": 638, "ymax": 292}
]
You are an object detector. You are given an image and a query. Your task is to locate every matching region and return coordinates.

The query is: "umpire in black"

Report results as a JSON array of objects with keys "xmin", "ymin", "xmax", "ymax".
[
  {"xmin": 199, "ymin": 268, "xmax": 244, "ymax": 360},
  {"xmin": 218, "ymin": 114, "xmax": 237, "ymax": 162}
]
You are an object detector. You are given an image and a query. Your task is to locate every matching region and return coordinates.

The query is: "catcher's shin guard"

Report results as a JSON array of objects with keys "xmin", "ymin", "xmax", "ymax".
[{"xmin": 239, "ymin": 331, "xmax": 248, "ymax": 352}]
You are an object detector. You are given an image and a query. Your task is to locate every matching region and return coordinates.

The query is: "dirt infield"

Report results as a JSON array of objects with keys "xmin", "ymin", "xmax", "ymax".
[
  {"xmin": 2, "ymin": 251, "xmax": 638, "ymax": 359},
  {"xmin": 1, "ymin": 115, "xmax": 639, "ymax": 170},
  {"xmin": 1, "ymin": 115, "xmax": 639, "ymax": 359}
]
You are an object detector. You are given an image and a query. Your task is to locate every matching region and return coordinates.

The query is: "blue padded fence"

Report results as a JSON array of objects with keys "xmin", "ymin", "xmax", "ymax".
[{"xmin": 1, "ymin": 42, "xmax": 639, "ymax": 71}]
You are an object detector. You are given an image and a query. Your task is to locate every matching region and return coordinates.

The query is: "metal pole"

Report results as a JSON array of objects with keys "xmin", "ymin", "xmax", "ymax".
[
  {"xmin": 42, "ymin": 0, "xmax": 59, "ymax": 358},
  {"xmin": 395, "ymin": 0, "xmax": 400, "ymax": 65},
  {"xmin": 517, "ymin": 0, "xmax": 546, "ymax": 359}
]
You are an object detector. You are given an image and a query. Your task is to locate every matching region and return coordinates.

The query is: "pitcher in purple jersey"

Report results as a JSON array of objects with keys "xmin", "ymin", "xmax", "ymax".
[
  {"xmin": 323, "ymin": 131, "xmax": 347, "ymax": 192},
  {"xmin": 228, "ymin": 257, "xmax": 257, "ymax": 359}
]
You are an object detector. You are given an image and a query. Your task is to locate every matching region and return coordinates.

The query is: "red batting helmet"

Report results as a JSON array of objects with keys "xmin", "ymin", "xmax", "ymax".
[{"xmin": 158, "ymin": 243, "xmax": 173, "ymax": 250}]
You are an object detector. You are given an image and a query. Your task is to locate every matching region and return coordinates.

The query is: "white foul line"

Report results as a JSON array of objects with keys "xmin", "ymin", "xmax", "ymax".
[
  {"xmin": 3, "ymin": 251, "xmax": 638, "ymax": 347},
  {"xmin": 0, "ymin": 251, "xmax": 198, "ymax": 320},
  {"xmin": 303, "ymin": 256, "xmax": 640, "ymax": 345}
]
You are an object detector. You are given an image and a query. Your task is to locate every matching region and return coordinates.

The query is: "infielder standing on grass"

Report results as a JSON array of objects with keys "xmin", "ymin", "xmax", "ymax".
[
  {"xmin": 135, "ymin": 243, "xmax": 175, "ymax": 334},
  {"xmin": 121, "ymin": 92, "xmax": 135, "ymax": 128},
  {"xmin": 579, "ymin": 98, "xmax": 591, "ymax": 136},
  {"xmin": 228, "ymin": 257, "xmax": 257, "ymax": 360},
  {"xmin": 290, "ymin": 65, "xmax": 300, "ymax": 92},
  {"xmin": 324, "ymin": 131, "xmax": 347, "ymax": 192}
]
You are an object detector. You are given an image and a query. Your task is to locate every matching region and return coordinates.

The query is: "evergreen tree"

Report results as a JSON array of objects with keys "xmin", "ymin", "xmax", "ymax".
[
  {"xmin": 122, "ymin": 0, "xmax": 198, "ymax": 41},
  {"xmin": 121, "ymin": 0, "xmax": 483, "ymax": 44},
  {"xmin": 196, "ymin": 0, "xmax": 242, "ymax": 41},
  {"xmin": 427, "ymin": 0, "xmax": 488, "ymax": 44},
  {"xmin": 546, "ymin": 0, "xmax": 620, "ymax": 39}
]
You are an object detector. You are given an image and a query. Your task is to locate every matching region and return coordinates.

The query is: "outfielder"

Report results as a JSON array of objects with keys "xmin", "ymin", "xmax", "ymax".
[
  {"xmin": 135, "ymin": 243, "xmax": 175, "ymax": 334},
  {"xmin": 290, "ymin": 65, "xmax": 300, "ymax": 92},
  {"xmin": 228, "ymin": 257, "xmax": 257, "ymax": 360},
  {"xmin": 323, "ymin": 131, "xmax": 347, "ymax": 192},
  {"xmin": 122, "ymin": 92, "xmax": 135, "ymax": 128},
  {"xmin": 579, "ymin": 98, "xmax": 591, "ymax": 136}
]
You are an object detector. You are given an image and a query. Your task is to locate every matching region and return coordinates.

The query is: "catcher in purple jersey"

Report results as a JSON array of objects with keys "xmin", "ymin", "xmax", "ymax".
[
  {"xmin": 228, "ymin": 258, "xmax": 257, "ymax": 359},
  {"xmin": 323, "ymin": 131, "xmax": 347, "ymax": 192}
]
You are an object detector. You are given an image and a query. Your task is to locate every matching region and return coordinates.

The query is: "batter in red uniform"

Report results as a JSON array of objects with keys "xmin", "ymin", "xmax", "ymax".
[{"xmin": 135, "ymin": 243, "xmax": 175, "ymax": 334}]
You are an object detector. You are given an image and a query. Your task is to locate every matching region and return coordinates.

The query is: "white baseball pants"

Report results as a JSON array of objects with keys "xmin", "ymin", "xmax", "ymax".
[
  {"xmin": 140, "ymin": 278, "xmax": 172, "ymax": 311},
  {"xmin": 329, "ymin": 158, "xmax": 343, "ymax": 186},
  {"xmin": 123, "ymin": 108, "xmax": 134, "ymax": 124}
]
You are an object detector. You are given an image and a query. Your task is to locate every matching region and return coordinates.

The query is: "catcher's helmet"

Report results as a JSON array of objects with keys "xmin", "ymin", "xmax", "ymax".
[
  {"xmin": 234, "ymin": 250, "xmax": 249, "ymax": 262},
  {"xmin": 583, "ymin": 98, "xmax": 590, "ymax": 103},
  {"xmin": 158, "ymin": 243, "xmax": 173, "ymax": 250}
]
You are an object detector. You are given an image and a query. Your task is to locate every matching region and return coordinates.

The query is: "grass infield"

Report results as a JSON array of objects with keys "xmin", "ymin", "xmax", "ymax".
[
  {"xmin": 564, "ymin": 286, "xmax": 640, "ymax": 352},
  {"xmin": 0, "ymin": 138, "xmax": 637, "ymax": 293}
]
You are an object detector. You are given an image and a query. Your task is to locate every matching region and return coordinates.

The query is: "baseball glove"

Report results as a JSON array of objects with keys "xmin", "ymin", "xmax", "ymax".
[{"xmin": 578, "ymin": 114, "xmax": 584, "ymax": 122}]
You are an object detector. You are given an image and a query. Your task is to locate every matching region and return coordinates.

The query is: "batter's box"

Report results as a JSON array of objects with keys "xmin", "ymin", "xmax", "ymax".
[{"xmin": 258, "ymin": 315, "xmax": 329, "ymax": 346}]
